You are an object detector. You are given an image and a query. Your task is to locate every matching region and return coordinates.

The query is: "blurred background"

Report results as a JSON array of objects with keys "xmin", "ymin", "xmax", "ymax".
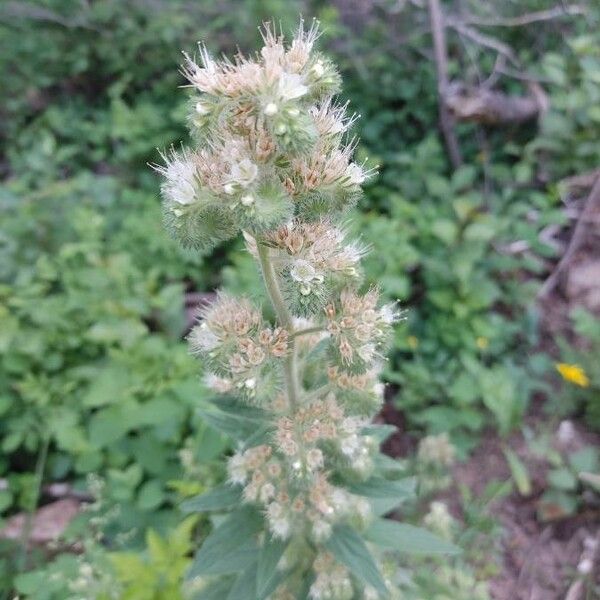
[{"xmin": 0, "ymin": 1, "xmax": 599, "ymax": 598}]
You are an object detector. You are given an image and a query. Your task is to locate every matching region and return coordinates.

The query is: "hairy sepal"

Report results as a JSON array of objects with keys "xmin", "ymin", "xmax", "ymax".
[
  {"xmin": 163, "ymin": 195, "xmax": 237, "ymax": 251},
  {"xmin": 234, "ymin": 179, "xmax": 294, "ymax": 234}
]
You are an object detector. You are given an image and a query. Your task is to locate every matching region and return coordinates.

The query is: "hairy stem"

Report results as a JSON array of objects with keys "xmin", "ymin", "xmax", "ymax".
[
  {"xmin": 257, "ymin": 241, "xmax": 301, "ymax": 408},
  {"xmin": 290, "ymin": 326, "xmax": 325, "ymax": 340}
]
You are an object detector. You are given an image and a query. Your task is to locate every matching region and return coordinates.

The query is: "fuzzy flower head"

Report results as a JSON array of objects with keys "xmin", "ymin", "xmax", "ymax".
[
  {"xmin": 189, "ymin": 294, "xmax": 287, "ymax": 401},
  {"xmin": 325, "ymin": 288, "xmax": 400, "ymax": 373},
  {"xmin": 157, "ymin": 20, "xmax": 372, "ymax": 250},
  {"xmin": 250, "ymin": 220, "xmax": 366, "ymax": 317}
]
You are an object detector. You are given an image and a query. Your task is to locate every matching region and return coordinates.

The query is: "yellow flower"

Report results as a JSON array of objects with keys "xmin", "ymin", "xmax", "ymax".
[
  {"xmin": 556, "ymin": 363, "xmax": 590, "ymax": 388},
  {"xmin": 476, "ymin": 337, "xmax": 489, "ymax": 350},
  {"xmin": 407, "ymin": 335, "xmax": 419, "ymax": 350}
]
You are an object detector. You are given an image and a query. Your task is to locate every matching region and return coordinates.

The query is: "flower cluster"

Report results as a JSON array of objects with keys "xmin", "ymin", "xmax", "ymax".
[
  {"xmin": 326, "ymin": 288, "xmax": 398, "ymax": 373},
  {"xmin": 310, "ymin": 552, "xmax": 353, "ymax": 599},
  {"xmin": 189, "ymin": 294, "xmax": 288, "ymax": 401},
  {"xmin": 159, "ymin": 20, "xmax": 407, "ymax": 600},
  {"xmin": 228, "ymin": 442, "xmax": 370, "ymax": 543},
  {"xmin": 155, "ymin": 22, "xmax": 371, "ymax": 251},
  {"xmin": 249, "ymin": 219, "xmax": 365, "ymax": 316}
]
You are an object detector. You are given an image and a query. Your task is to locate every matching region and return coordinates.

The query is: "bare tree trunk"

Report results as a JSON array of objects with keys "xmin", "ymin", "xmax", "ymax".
[{"xmin": 427, "ymin": 0, "xmax": 462, "ymax": 169}]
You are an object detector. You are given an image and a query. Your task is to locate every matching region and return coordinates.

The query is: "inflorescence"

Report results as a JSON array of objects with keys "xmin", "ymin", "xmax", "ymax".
[{"xmin": 157, "ymin": 20, "xmax": 401, "ymax": 600}]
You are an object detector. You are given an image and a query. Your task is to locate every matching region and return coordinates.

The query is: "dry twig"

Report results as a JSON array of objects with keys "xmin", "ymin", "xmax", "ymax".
[
  {"xmin": 462, "ymin": 4, "xmax": 587, "ymax": 28},
  {"xmin": 538, "ymin": 170, "xmax": 600, "ymax": 298}
]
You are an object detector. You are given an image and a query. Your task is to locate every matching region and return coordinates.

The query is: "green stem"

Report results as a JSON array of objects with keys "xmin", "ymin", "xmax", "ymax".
[
  {"xmin": 17, "ymin": 432, "xmax": 50, "ymax": 574},
  {"xmin": 290, "ymin": 326, "xmax": 325, "ymax": 340},
  {"xmin": 257, "ymin": 241, "xmax": 301, "ymax": 408}
]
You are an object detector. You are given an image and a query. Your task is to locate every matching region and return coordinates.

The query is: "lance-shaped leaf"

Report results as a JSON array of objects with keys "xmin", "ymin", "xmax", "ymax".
[
  {"xmin": 256, "ymin": 537, "xmax": 288, "ymax": 599},
  {"xmin": 361, "ymin": 424, "xmax": 396, "ymax": 443},
  {"xmin": 180, "ymin": 484, "xmax": 242, "ymax": 513},
  {"xmin": 227, "ymin": 560, "xmax": 259, "ymax": 600},
  {"xmin": 365, "ymin": 519, "xmax": 461, "ymax": 555},
  {"xmin": 347, "ymin": 476, "xmax": 416, "ymax": 499},
  {"xmin": 346, "ymin": 475, "xmax": 416, "ymax": 516},
  {"xmin": 196, "ymin": 400, "xmax": 269, "ymax": 441},
  {"xmin": 190, "ymin": 578, "xmax": 234, "ymax": 600},
  {"xmin": 187, "ymin": 507, "xmax": 263, "ymax": 577},
  {"xmin": 325, "ymin": 525, "xmax": 388, "ymax": 598}
]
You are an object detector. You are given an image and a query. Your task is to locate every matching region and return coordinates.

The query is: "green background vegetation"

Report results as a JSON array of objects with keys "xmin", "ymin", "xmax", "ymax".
[{"xmin": 1, "ymin": 0, "xmax": 598, "ymax": 597}]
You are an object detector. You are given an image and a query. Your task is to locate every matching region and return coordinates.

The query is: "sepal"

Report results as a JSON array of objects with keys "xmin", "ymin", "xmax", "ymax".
[{"xmin": 232, "ymin": 179, "xmax": 294, "ymax": 234}]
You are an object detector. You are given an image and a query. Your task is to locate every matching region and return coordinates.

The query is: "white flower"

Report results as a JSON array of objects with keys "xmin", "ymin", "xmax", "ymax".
[
  {"xmin": 290, "ymin": 259, "xmax": 322, "ymax": 284},
  {"xmin": 240, "ymin": 194, "xmax": 255, "ymax": 207},
  {"xmin": 228, "ymin": 454, "xmax": 247, "ymax": 484},
  {"xmin": 341, "ymin": 434, "xmax": 360, "ymax": 457},
  {"xmin": 345, "ymin": 162, "xmax": 366, "ymax": 185},
  {"xmin": 195, "ymin": 101, "xmax": 210, "ymax": 115},
  {"xmin": 264, "ymin": 102, "xmax": 279, "ymax": 116},
  {"xmin": 311, "ymin": 61, "xmax": 325, "ymax": 78},
  {"xmin": 278, "ymin": 72, "xmax": 308, "ymax": 100},
  {"xmin": 230, "ymin": 159, "xmax": 258, "ymax": 188},
  {"xmin": 159, "ymin": 150, "xmax": 198, "ymax": 206},
  {"xmin": 354, "ymin": 497, "xmax": 371, "ymax": 520},
  {"xmin": 331, "ymin": 488, "xmax": 349, "ymax": 510},
  {"xmin": 358, "ymin": 343, "xmax": 376, "ymax": 362},
  {"xmin": 189, "ymin": 323, "xmax": 219, "ymax": 352},
  {"xmin": 424, "ymin": 501, "xmax": 454, "ymax": 539},
  {"xmin": 270, "ymin": 517, "xmax": 291, "ymax": 539},
  {"xmin": 380, "ymin": 303, "xmax": 398, "ymax": 324}
]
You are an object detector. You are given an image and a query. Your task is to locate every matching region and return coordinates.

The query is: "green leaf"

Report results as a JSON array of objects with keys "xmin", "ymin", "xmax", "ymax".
[
  {"xmin": 547, "ymin": 468, "xmax": 578, "ymax": 491},
  {"xmin": 228, "ymin": 561, "xmax": 258, "ymax": 600},
  {"xmin": 347, "ymin": 476, "xmax": 415, "ymax": 499},
  {"xmin": 190, "ymin": 578, "xmax": 234, "ymax": 600},
  {"xmin": 361, "ymin": 424, "xmax": 396, "ymax": 443},
  {"xmin": 88, "ymin": 407, "xmax": 131, "ymax": 447},
  {"xmin": 137, "ymin": 479, "xmax": 165, "ymax": 511},
  {"xmin": 325, "ymin": 525, "xmax": 388, "ymax": 597},
  {"xmin": 196, "ymin": 399, "xmax": 269, "ymax": 442},
  {"xmin": 181, "ymin": 484, "xmax": 242, "ymax": 513},
  {"xmin": 365, "ymin": 519, "xmax": 461, "ymax": 555},
  {"xmin": 370, "ymin": 496, "xmax": 405, "ymax": 517},
  {"xmin": 373, "ymin": 454, "xmax": 406, "ymax": 475},
  {"xmin": 256, "ymin": 537, "xmax": 287, "ymax": 599},
  {"xmin": 503, "ymin": 448, "xmax": 532, "ymax": 496},
  {"xmin": 569, "ymin": 447, "xmax": 599, "ymax": 474},
  {"xmin": 538, "ymin": 489, "xmax": 578, "ymax": 520},
  {"xmin": 83, "ymin": 365, "xmax": 130, "ymax": 407},
  {"xmin": 187, "ymin": 508, "xmax": 263, "ymax": 577}
]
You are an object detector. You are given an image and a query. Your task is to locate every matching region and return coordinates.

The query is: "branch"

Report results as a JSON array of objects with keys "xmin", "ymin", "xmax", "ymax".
[
  {"xmin": 462, "ymin": 5, "xmax": 587, "ymax": 28},
  {"xmin": 0, "ymin": 1, "xmax": 96, "ymax": 30},
  {"xmin": 538, "ymin": 170, "xmax": 600, "ymax": 299},
  {"xmin": 427, "ymin": 0, "xmax": 462, "ymax": 169},
  {"xmin": 446, "ymin": 19, "xmax": 520, "ymax": 67},
  {"xmin": 444, "ymin": 82, "xmax": 548, "ymax": 124}
]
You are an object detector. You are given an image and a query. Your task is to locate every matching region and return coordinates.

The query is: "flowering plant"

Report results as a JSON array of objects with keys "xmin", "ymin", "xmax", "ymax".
[{"xmin": 157, "ymin": 21, "xmax": 458, "ymax": 600}]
